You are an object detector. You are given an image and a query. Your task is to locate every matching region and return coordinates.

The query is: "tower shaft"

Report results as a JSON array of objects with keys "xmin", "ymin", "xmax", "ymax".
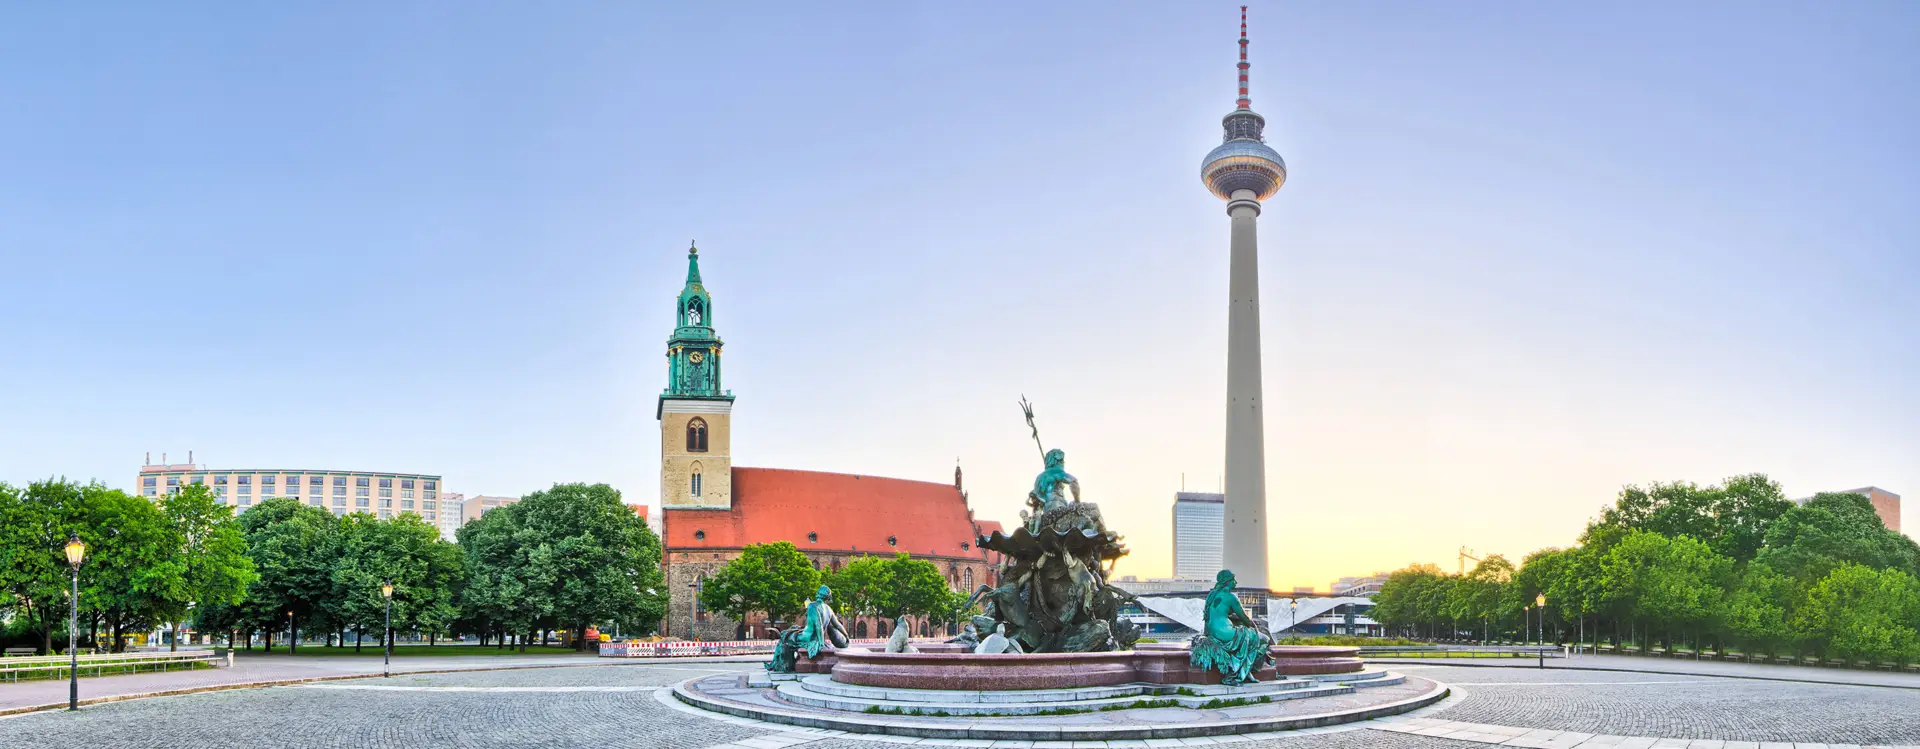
[{"xmin": 1223, "ymin": 191, "xmax": 1269, "ymax": 590}]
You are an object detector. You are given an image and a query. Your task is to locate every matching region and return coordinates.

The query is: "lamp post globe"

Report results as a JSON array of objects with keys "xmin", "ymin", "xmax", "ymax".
[{"xmin": 64, "ymin": 535, "xmax": 85, "ymax": 711}]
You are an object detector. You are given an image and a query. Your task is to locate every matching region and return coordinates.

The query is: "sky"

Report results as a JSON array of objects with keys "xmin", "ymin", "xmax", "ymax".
[{"xmin": 2, "ymin": 2, "xmax": 1916, "ymax": 591}]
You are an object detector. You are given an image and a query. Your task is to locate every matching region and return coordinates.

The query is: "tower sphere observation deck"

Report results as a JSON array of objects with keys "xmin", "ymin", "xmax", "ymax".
[
  {"xmin": 1202, "ymin": 112, "xmax": 1286, "ymax": 201},
  {"xmin": 1201, "ymin": 8, "xmax": 1286, "ymax": 203}
]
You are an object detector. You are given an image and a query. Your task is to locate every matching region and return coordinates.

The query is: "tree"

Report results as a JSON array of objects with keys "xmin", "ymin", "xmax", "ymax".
[
  {"xmin": 510, "ymin": 483, "xmax": 667, "ymax": 650},
  {"xmin": 456, "ymin": 508, "xmax": 538, "ymax": 648},
  {"xmin": 236, "ymin": 499, "xmax": 340, "ymax": 651},
  {"xmin": 330, "ymin": 512, "xmax": 464, "ymax": 651},
  {"xmin": 158, "ymin": 485, "xmax": 255, "ymax": 650},
  {"xmin": 0, "ymin": 480, "xmax": 96, "ymax": 653},
  {"xmin": 1721, "ymin": 561, "xmax": 1793, "ymax": 657},
  {"xmin": 1584, "ymin": 475, "xmax": 1792, "ymax": 564},
  {"xmin": 1598, "ymin": 531, "xmax": 1730, "ymax": 652},
  {"xmin": 1757, "ymin": 493, "xmax": 1920, "ymax": 586},
  {"xmin": 701, "ymin": 541, "xmax": 819, "ymax": 635},
  {"xmin": 825, "ymin": 554, "xmax": 954, "ymax": 633},
  {"xmin": 1792, "ymin": 563, "xmax": 1920, "ymax": 665},
  {"xmin": 1448, "ymin": 555, "xmax": 1513, "ymax": 641},
  {"xmin": 1509, "ymin": 548, "xmax": 1570, "ymax": 641},
  {"xmin": 84, "ymin": 488, "xmax": 186, "ymax": 652}
]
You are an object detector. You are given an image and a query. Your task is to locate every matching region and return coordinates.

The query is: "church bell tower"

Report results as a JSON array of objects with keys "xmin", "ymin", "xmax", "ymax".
[{"xmin": 659, "ymin": 243, "xmax": 734, "ymax": 510}]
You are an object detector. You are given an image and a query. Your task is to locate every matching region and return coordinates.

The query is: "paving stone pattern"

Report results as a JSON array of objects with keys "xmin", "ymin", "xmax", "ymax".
[
  {"xmin": 0, "ymin": 663, "xmax": 766, "ymax": 749},
  {"xmin": 1409, "ymin": 665, "xmax": 1920, "ymax": 745},
  {"xmin": 3, "ymin": 662, "xmax": 1916, "ymax": 748}
]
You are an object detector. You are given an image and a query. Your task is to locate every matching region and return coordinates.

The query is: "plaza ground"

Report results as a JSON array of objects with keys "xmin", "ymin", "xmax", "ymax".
[{"xmin": 2, "ymin": 656, "xmax": 1917, "ymax": 748}]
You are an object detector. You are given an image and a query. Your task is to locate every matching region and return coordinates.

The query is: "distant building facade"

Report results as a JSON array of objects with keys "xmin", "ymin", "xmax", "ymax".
[
  {"xmin": 136, "ymin": 459, "xmax": 443, "ymax": 524},
  {"xmin": 1172, "ymin": 492, "xmax": 1225, "ymax": 580},
  {"xmin": 436, "ymin": 492, "xmax": 466, "ymax": 541},
  {"xmin": 462, "ymin": 494, "xmax": 521, "ymax": 523},
  {"xmin": 1330, "ymin": 572, "xmax": 1387, "ymax": 598}
]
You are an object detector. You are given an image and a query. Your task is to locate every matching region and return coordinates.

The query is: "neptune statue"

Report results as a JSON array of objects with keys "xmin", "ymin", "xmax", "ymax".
[
  {"xmin": 969, "ymin": 398, "xmax": 1141, "ymax": 653},
  {"xmin": 767, "ymin": 585, "xmax": 850, "ymax": 673},
  {"xmin": 1189, "ymin": 569, "xmax": 1275, "ymax": 685}
]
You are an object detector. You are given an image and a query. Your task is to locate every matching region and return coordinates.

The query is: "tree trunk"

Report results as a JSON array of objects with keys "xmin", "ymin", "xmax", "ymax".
[
  {"xmin": 575, "ymin": 623, "xmax": 590, "ymax": 652},
  {"xmin": 290, "ymin": 617, "xmax": 297, "ymax": 655},
  {"xmin": 355, "ymin": 628, "xmax": 363, "ymax": 653},
  {"xmin": 171, "ymin": 620, "xmax": 179, "ymax": 652}
]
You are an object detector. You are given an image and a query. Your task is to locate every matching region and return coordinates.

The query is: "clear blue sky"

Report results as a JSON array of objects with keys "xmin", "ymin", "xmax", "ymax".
[{"xmin": 2, "ymin": 2, "xmax": 1915, "ymax": 587}]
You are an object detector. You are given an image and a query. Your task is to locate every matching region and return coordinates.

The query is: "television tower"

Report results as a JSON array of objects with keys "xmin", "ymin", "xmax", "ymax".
[{"xmin": 1200, "ymin": 6, "xmax": 1285, "ymax": 590}]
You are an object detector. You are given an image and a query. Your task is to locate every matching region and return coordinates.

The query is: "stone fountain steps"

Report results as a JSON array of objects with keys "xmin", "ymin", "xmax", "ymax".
[
  {"xmin": 793, "ymin": 673, "xmax": 1326, "ymax": 704},
  {"xmin": 774, "ymin": 676, "xmax": 1360, "ymax": 717}
]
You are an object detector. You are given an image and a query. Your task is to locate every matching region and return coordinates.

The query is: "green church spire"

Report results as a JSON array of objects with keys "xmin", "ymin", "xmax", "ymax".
[{"xmin": 661, "ymin": 242, "xmax": 732, "ymax": 404}]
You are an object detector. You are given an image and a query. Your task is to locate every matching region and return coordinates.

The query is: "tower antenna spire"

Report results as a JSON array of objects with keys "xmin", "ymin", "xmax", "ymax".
[{"xmin": 1236, "ymin": 5, "xmax": 1251, "ymax": 110}]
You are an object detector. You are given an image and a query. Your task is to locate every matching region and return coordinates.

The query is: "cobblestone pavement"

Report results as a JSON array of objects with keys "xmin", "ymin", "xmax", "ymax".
[
  {"xmin": 1370, "ymin": 653, "xmax": 1920, "ymax": 690},
  {"xmin": 0, "ymin": 663, "xmax": 767, "ymax": 749},
  {"xmin": 1402, "ymin": 664, "xmax": 1920, "ymax": 745},
  {"xmin": 3, "ymin": 662, "xmax": 1915, "ymax": 748}
]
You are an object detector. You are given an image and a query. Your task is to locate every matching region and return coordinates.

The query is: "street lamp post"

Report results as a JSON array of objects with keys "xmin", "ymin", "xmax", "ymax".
[
  {"xmin": 1287, "ymin": 599, "xmax": 1298, "ymax": 637},
  {"xmin": 381, "ymin": 581, "xmax": 394, "ymax": 678},
  {"xmin": 1535, "ymin": 593, "xmax": 1547, "ymax": 669},
  {"xmin": 64, "ymin": 535, "xmax": 86, "ymax": 711},
  {"xmin": 287, "ymin": 611, "xmax": 296, "ymax": 655}
]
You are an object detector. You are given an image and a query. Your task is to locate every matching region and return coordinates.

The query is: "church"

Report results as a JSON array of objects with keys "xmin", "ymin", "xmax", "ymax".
[{"xmin": 655, "ymin": 245, "xmax": 1005, "ymax": 641}]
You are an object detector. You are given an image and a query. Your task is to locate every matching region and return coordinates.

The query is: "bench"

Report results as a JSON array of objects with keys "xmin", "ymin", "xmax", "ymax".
[
  {"xmin": 0, "ymin": 650, "xmax": 223, "ymax": 683},
  {"xmin": 2, "ymin": 648, "xmax": 37, "ymax": 657}
]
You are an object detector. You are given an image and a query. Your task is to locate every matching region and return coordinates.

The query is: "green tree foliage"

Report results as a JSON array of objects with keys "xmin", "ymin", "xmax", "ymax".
[
  {"xmin": 511, "ymin": 483, "xmax": 665, "ymax": 649},
  {"xmin": 1585, "ymin": 474, "xmax": 1792, "ymax": 563},
  {"xmin": 1371, "ymin": 564, "xmax": 1454, "ymax": 639},
  {"xmin": 701, "ymin": 541, "xmax": 819, "ymax": 631},
  {"xmin": 1757, "ymin": 493, "xmax": 1920, "ymax": 586},
  {"xmin": 1603, "ymin": 531, "xmax": 1731, "ymax": 649},
  {"xmin": 1792, "ymin": 563, "xmax": 1920, "ymax": 665},
  {"xmin": 455, "ymin": 508, "xmax": 538, "ymax": 647},
  {"xmin": 1721, "ymin": 561, "xmax": 1793, "ymax": 656},
  {"xmin": 1448, "ymin": 555, "xmax": 1514, "ymax": 640},
  {"xmin": 0, "ymin": 480, "xmax": 92, "ymax": 653},
  {"xmin": 84, "ymin": 487, "xmax": 187, "ymax": 652},
  {"xmin": 157, "ymin": 485, "xmax": 256, "ymax": 650},
  {"xmin": 825, "ymin": 553, "xmax": 956, "ymax": 623},
  {"xmin": 235, "ymin": 499, "xmax": 342, "ymax": 648},
  {"xmin": 330, "ymin": 513, "xmax": 464, "ymax": 649}
]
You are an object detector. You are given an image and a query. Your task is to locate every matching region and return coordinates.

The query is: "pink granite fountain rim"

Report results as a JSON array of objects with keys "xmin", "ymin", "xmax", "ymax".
[{"xmin": 823, "ymin": 644, "xmax": 1363, "ymax": 690}]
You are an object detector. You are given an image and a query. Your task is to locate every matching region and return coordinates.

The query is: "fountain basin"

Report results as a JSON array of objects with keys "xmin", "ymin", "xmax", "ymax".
[{"xmin": 821, "ymin": 644, "xmax": 1361, "ymax": 690}]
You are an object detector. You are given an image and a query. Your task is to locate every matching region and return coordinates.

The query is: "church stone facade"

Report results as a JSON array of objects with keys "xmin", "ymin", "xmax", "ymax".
[{"xmin": 653, "ymin": 245, "xmax": 1004, "ymax": 642}]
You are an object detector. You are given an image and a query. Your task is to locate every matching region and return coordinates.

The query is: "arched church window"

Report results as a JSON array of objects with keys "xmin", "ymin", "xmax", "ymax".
[
  {"xmin": 686, "ymin": 418, "xmax": 709, "ymax": 452},
  {"xmin": 690, "ymin": 470, "xmax": 703, "ymax": 498},
  {"xmin": 856, "ymin": 620, "xmax": 867, "ymax": 639},
  {"xmin": 963, "ymin": 568, "xmax": 973, "ymax": 591},
  {"xmin": 686, "ymin": 298, "xmax": 704, "ymax": 326}
]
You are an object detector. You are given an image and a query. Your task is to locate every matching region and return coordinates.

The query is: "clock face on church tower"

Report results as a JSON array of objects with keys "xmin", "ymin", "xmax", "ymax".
[{"xmin": 688, "ymin": 351, "xmax": 704, "ymax": 364}]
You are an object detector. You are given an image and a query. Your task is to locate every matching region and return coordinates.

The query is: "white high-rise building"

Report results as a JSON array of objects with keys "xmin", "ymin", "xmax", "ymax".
[
  {"xmin": 1199, "ymin": 7, "xmax": 1284, "ymax": 590},
  {"xmin": 1172, "ymin": 492, "xmax": 1225, "ymax": 580}
]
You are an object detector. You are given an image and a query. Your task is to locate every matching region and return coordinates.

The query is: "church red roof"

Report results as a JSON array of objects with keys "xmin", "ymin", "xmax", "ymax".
[{"xmin": 664, "ymin": 467, "xmax": 991, "ymax": 560}]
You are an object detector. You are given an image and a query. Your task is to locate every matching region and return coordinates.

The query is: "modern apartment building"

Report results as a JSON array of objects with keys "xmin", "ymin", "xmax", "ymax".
[
  {"xmin": 1172, "ymin": 492, "xmax": 1225, "ymax": 580},
  {"xmin": 136, "ymin": 459, "xmax": 444, "ymax": 525},
  {"xmin": 436, "ymin": 492, "xmax": 466, "ymax": 541},
  {"xmin": 462, "ymin": 494, "xmax": 521, "ymax": 523}
]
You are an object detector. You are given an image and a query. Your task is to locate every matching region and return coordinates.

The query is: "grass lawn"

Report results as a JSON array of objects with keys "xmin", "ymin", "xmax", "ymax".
[{"xmin": 255, "ymin": 644, "xmax": 588, "ymax": 658}]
